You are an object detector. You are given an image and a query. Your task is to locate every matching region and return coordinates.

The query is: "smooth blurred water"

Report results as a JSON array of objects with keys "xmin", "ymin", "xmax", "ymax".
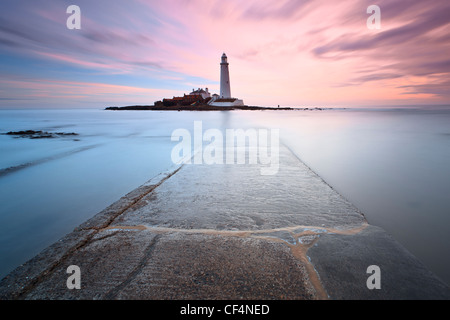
[
  {"xmin": 0, "ymin": 107, "xmax": 449, "ymax": 286},
  {"xmin": 239, "ymin": 106, "xmax": 450, "ymax": 285},
  {"xmin": 0, "ymin": 109, "xmax": 238, "ymax": 279}
]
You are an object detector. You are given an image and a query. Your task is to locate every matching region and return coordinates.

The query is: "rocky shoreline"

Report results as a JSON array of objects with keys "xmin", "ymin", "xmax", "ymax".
[{"xmin": 104, "ymin": 105, "xmax": 326, "ymax": 111}]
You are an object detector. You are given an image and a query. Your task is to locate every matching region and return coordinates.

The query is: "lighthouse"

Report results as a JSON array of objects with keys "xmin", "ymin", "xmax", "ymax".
[
  {"xmin": 209, "ymin": 53, "xmax": 244, "ymax": 107},
  {"xmin": 220, "ymin": 53, "xmax": 231, "ymax": 98}
]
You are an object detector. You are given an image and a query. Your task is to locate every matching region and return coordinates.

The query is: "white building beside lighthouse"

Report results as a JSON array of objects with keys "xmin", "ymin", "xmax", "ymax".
[{"xmin": 209, "ymin": 53, "xmax": 245, "ymax": 107}]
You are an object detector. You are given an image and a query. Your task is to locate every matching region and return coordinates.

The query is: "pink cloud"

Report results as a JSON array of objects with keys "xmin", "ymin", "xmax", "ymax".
[
  {"xmin": 1, "ymin": 0, "xmax": 449, "ymax": 107},
  {"xmin": 0, "ymin": 77, "xmax": 183, "ymax": 107}
]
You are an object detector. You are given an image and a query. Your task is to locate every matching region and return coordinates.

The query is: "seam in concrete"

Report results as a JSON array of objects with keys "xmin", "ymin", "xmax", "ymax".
[
  {"xmin": 100, "ymin": 223, "xmax": 369, "ymax": 300},
  {"xmin": 14, "ymin": 232, "xmax": 96, "ymax": 300},
  {"xmin": 89, "ymin": 230, "xmax": 121, "ymax": 243},
  {"xmin": 11, "ymin": 165, "xmax": 183, "ymax": 299},
  {"xmin": 103, "ymin": 235, "xmax": 161, "ymax": 300}
]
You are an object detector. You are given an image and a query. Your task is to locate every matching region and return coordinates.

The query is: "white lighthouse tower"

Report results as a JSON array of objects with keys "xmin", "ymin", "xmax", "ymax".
[
  {"xmin": 220, "ymin": 53, "xmax": 231, "ymax": 98},
  {"xmin": 209, "ymin": 53, "xmax": 245, "ymax": 107}
]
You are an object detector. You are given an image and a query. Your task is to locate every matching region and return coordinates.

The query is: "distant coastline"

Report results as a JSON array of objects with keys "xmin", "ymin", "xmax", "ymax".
[{"xmin": 104, "ymin": 105, "xmax": 326, "ymax": 111}]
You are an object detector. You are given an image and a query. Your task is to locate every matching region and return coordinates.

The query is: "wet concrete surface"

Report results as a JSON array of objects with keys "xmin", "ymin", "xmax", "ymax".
[
  {"xmin": 308, "ymin": 225, "xmax": 450, "ymax": 299},
  {"xmin": 0, "ymin": 144, "xmax": 448, "ymax": 299}
]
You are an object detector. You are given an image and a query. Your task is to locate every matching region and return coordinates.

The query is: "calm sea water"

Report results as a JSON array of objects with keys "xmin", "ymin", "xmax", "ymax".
[{"xmin": 0, "ymin": 107, "xmax": 449, "ymax": 285}]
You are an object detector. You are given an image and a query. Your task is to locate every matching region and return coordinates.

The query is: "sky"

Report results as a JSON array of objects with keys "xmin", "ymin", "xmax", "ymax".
[{"xmin": 0, "ymin": 0, "xmax": 449, "ymax": 108}]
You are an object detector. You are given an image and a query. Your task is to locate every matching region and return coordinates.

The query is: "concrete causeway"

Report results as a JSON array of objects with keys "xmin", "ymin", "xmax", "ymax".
[{"xmin": 0, "ymin": 144, "xmax": 448, "ymax": 299}]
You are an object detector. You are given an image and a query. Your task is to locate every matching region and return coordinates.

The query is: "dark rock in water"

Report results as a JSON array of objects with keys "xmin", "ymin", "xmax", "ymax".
[
  {"xmin": 54, "ymin": 132, "xmax": 78, "ymax": 136},
  {"xmin": 5, "ymin": 130, "xmax": 79, "ymax": 139},
  {"xmin": 7, "ymin": 130, "xmax": 42, "ymax": 135}
]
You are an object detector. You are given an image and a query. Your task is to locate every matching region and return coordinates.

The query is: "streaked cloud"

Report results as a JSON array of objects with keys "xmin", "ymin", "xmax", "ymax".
[{"xmin": 0, "ymin": 0, "xmax": 449, "ymax": 108}]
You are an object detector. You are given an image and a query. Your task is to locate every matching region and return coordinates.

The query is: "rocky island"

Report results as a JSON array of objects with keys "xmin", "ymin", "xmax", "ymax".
[{"xmin": 105, "ymin": 104, "xmax": 294, "ymax": 111}]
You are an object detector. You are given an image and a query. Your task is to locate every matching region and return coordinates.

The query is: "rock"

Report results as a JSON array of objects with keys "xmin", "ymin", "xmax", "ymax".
[{"xmin": 4, "ymin": 130, "xmax": 78, "ymax": 139}]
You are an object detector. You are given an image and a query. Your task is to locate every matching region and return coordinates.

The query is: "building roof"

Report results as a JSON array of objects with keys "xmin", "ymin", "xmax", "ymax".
[{"xmin": 190, "ymin": 88, "xmax": 208, "ymax": 94}]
